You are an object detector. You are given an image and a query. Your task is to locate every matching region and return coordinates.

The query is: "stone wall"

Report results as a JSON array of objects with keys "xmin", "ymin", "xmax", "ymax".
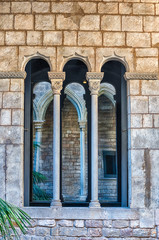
[{"xmin": 1, "ymin": 0, "xmax": 159, "ymax": 239}]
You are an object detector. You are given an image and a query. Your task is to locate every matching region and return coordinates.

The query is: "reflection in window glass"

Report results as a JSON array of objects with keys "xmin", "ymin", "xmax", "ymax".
[
  {"xmin": 62, "ymin": 83, "xmax": 88, "ymax": 202},
  {"xmin": 98, "ymin": 85, "xmax": 117, "ymax": 203},
  {"xmin": 32, "ymin": 82, "xmax": 53, "ymax": 201}
]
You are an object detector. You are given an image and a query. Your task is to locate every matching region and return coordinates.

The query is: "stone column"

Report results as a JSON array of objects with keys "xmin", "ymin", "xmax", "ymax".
[
  {"xmin": 79, "ymin": 121, "xmax": 87, "ymax": 201},
  {"xmin": 33, "ymin": 120, "xmax": 44, "ymax": 172},
  {"xmin": 48, "ymin": 72, "xmax": 65, "ymax": 207},
  {"xmin": 86, "ymin": 72, "xmax": 104, "ymax": 208}
]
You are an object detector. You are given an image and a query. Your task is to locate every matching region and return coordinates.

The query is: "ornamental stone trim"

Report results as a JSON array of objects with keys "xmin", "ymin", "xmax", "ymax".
[
  {"xmin": 51, "ymin": 79, "xmax": 63, "ymax": 95},
  {"xmin": 124, "ymin": 72, "xmax": 158, "ymax": 80},
  {"xmin": 86, "ymin": 72, "xmax": 104, "ymax": 95},
  {"xmin": 0, "ymin": 71, "xmax": 26, "ymax": 79},
  {"xmin": 86, "ymin": 72, "xmax": 104, "ymax": 81},
  {"xmin": 48, "ymin": 72, "xmax": 65, "ymax": 80}
]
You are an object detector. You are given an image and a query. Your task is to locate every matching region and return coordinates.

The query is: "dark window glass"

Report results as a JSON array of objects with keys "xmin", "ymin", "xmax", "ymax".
[{"xmin": 103, "ymin": 151, "xmax": 116, "ymax": 177}]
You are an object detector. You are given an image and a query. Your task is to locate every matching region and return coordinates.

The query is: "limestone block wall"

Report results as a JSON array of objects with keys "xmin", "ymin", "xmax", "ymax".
[{"xmin": 1, "ymin": 0, "xmax": 159, "ymax": 239}]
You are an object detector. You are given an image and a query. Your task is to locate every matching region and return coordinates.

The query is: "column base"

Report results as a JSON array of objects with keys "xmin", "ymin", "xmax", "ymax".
[
  {"xmin": 51, "ymin": 200, "xmax": 62, "ymax": 207},
  {"xmin": 89, "ymin": 200, "xmax": 101, "ymax": 208}
]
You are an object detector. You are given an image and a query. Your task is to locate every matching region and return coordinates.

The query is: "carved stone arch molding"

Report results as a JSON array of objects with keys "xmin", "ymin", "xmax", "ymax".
[
  {"xmin": 100, "ymin": 52, "xmax": 129, "ymax": 72},
  {"xmin": 61, "ymin": 52, "xmax": 92, "ymax": 72},
  {"xmin": 21, "ymin": 52, "xmax": 53, "ymax": 71}
]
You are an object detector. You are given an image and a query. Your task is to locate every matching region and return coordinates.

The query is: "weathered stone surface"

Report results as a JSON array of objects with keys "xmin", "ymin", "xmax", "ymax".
[
  {"xmin": 144, "ymin": 16, "xmax": 159, "ymax": 32},
  {"xmin": 64, "ymin": 31, "xmax": 77, "ymax": 46},
  {"xmin": 127, "ymin": 33, "xmax": 150, "ymax": 47},
  {"xmin": 88, "ymin": 228, "xmax": 102, "ymax": 237},
  {"xmin": 112, "ymin": 220, "xmax": 129, "ymax": 228},
  {"xmin": 103, "ymin": 32, "xmax": 125, "ymax": 47},
  {"xmin": 154, "ymin": 114, "xmax": 159, "ymax": 127},
  {"xmin": 10, "ymin": 79, "xmax": 23, "ymax": 92},
  {"xmin": 131, "ymin": 177, "xmax": 145, "ymax": 208},
  {"xmin": 58, "ymin": 227, "xmax": 87, "ymax": 236},
  {"xmin": 27, "ymin": 31, "xmax": 42, "ymax": 46},
  {"xmin": 98, "ymin": 3, "xmax": 118, "ymax": 14},
  {"xmin": 135, "ymin": 48, "xmax": 158, "ymax": 57},
  {"xmin": 38, "ymin": 220, "xmax": 56, "ymax": 227},
  {"xmin": 79, "ymin": 2, "xmax": 96, "ymax": 13},
  {"xmin": 78, "ymin": 32, "xmax": 102, "ymax": 46},
  {"xmin": 32, "ymin": 2, "xmax": 50, "ymax": 13},
  {"xmin": 0, "ymin": 92, "xmax": 2, "ymax": 108},
  {"xmin": 120, "ymin": 228, "xmax": 132, "ymax": 237},
  {"xmin": 58, "ymin": 220, "xmax": 73, "ymax": 227},
  {"xmin": 136, "ymin": 58, "xmax": 158, "ymax": 72},
  {"xmin": 0, "ymin": 2, "xmax": 10, "ymax": 13},
  {"xmin": 35, "ymin": 227, "xmax": 50, "ymax": 236},
  {"xmin": 149, "ymin": 96, "xmax": 159, "ymax": 113},
  {"xmin": 101, "ymin": 15, "xmax": 121, "ymax": 31},
  {"xmin": 0, "ymin": 144, "xmax": 5, "ymax": 199},
  {"xmin": 43, "ymin": 31, "xmax": 62, "ymax": 46},
  {"xmin": 35, "ymin": 15, "xmax": 55, "ymax": 30},
  {"xmin": 12, "ymin": 109, "xmax": 24, "ymax": 126},
  {"xmin": 0, "ymin": 15, "xmax": 13, "ymax": 30},
  {"xmin": 15, "ymin": 15, "xmax": 33, "ymax": 30},
  {"xmin": 11, "ymin": 2, "xmax": 31, "ymax": 13},
  {"xmin": 80, "ymin": 15, "xmax": 100, "ymax": 30},
  {"xmin": 133, "ymin": 228, "xmax": 151, "ymax": 237},
  {"xmin": 0, "ymin": 46, "xmax": 18, "ymax": 71},
  {"xmin": 142, "ymin": 80, "xmax": 159, "ymax": 95},
  {"xmin": 128, "ymin": 80, "xmax": 140, "ymax": 96},
  {"xmin": 119, "ymin": 3, "xmax": 132, "ymax": 14},
  {"xmin": 86, "ymin": 220, "xmax": 103, "ymax": 228},
  {"xmin": 103, "ymin": 220, "xmax": 112, "ymax": 228},
  {"xmin": 0, "ymin": 126, "xmax": 23, "ymax": 144},
  {"xmin": 152, "ymin": 33, "xmax": 159, "ymax": 47},
  {"xmin": 130, "ymin": 220, "xmax": 140, "ymax": 228},
  {"xmin": 102, "ymin": 228, "xmax": 120, "ymax": 237},
  {"xmin": 56, "ymin": 15, "xmax": 78, "ymax": 30},
  {"xmin": 1, "ymin": 109, "xmax": 11, "ymax": 125},
  {"xmin": 51, "ymin": 2, "xmax": 73, "ymax": 13},
  {"xmin": 3, "ymin": 92, "xmax": 23, "ymax": 108},
  {"xmin": 50, "ymin": 227, "xmax": 58, "ymax": 236},
  {"xmin": 131, "ymin": 96, "xmax": 148, "ymax": 114},
  {"xmin": 131, "ymin": 150, "xmax": 144, "ymax": 178},
  {"xmin": 139, "ymin": 209, "xmax": 155, "ymax": 228},
  {"xmin": 0, "ymin": 79, "xmax": 10, "ymax": 91},
  {"xmin": 122, "ymin": 16, "xmax": 142, "ymax": 32},
  {"xmin": 6, "ymin": 31, "xmax": 26, "ymax": 45},
  {"xmin": 133, "ymin": 3, "xmax": 154, "ymax": 15},
  {"xmin": 74, "ymin": 220, "xmax": 84, "ymax": 228},
  {"xmin": 0, "ymin": 32, "xmax": 4, "ymax": 45},
  {"xmin": 143, "ymin": 114, "xmax": 153, "ymax": 128}
]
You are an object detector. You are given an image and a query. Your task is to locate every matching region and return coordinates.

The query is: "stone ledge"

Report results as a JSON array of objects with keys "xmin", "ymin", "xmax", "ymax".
[
  {"xmin": 0, "ymin": 71, "xmax": 26, "ymax": 79},
  {"xmin": 23, "ymin": 207, "xmax": 139, "ymax": 220},
  {"xmin": 124, "ymin": 72, "xmax": 158, "ymax": 80}
]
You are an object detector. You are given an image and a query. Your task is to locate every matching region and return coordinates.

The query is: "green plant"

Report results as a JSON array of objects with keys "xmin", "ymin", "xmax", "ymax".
[{"xmin": 0, "ymin": 198, "xmax": 31, "ymax": 240}]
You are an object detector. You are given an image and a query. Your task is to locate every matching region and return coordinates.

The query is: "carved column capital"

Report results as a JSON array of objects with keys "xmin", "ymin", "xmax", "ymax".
[
  {"xmin": 86, "ymin": 72, "xmax": 104, "ymax": 95},
  {"xmin": 79, "ymin": 121, "xmax": 86, "ymax": 130},
  {"xmin": 48, "ymin": 72, "xmax": 65, "ymax": 95}
]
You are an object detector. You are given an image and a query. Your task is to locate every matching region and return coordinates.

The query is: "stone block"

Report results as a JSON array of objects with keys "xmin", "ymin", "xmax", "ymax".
[
  {"xmin": 64, "ymin": 31, "xmax": 77, "ymax": 46},
  {"xmin": 0, "ymin": 46, "xmax": 18, "ymax": 71},
  {"xmin": 56, "ymin": 15, "xmax": 78, "ymax": 30},
  {"xmin": 32, "ymin": 2, "xmax": 50, "ymax": 13},
  {"xmin": 152, "ymin": 33, "xmax": 159, "ymax": 47},
  {"xmin": 127, "ymin": 33, "xmax": 150, "ymax": 47},
  {"xmin": 112, "ymin": 220, "xmax": 129, "ymax": 228},
  {"xmin": 6, "ymin": 31, "xmax": 26, "ymax": 45},
  {"xmin": 15, "ymin": 15, "xmax": 33, "ymax": 30},
  {"xmin": 119, "ymin": 3, "xmax": 133, "ymax": 14},
  {"xmin": 136, "ymin": 58, "xmax": 158, "ymax": 72},
  {"xmin": 0, "ymin": 126, "xmax": 23, "ymax": 144},
  {"xmin": 58, "ymin": 220, "xmax": 73, "ymax": 227},
  {"xmin": 35, "ymin": 15, "xmax": 55, "ymax": 30},
  {"xmin": 0, "ymin": 2, "xmax": 10, "ymax": 13},
  {"xmin": 3, "ymin": 92, "xmax": 22, "ymax": 108},
  {"xmin": 38, "ymin": 220, "xmax": 56, "ymax": 227},
  {"xmin": 0, "ymin": 145, "xmax": 5, "ymax": 199},
  {"xmin": 58, "ymin": 227, "xmax": 87, "ymax": 237},
  {"xmin": 156, "ymin": 209, "xmax": 159, "ymax": 225},
  {"xmin": 85, "ymin": 220, "xmax": 103, "ymax": 228},
  {"xmin": 142, "ymin": 80, "xmax": 159, "ymax": 95},
  {"xmin": 98, "ymin": 3, "xmax": 118, "ymax": 14},
  {"xmin": 139, "ymin": 209, "xmax": 155, "ymax": 228},
  {"xmin": 133, "ymin": 3, "xmax": 154, "ymax": 15},
  {"xmin": 101, "ymin": 15, "xmax": 121, "ymax": 31},
  {"xmin": 133, "ymin": 228, "xmax": 151, "ymax": 237},
  {"xmin": 78, "ymin": 32, "xmax": 102, "ymax": 46},
  {"xmin": 80, "ymin": 15, "xmax": 100, "ymax": 30},
  {"xmin": 154, "ymin": 114, "xmax": 159, "ymax": 127},
  {"xmin": 131, "ymin": 150, "xmax": 145, "ymax": 178},
  {"xmin": 130, "ymin": 220, "xmax": 140, "ymax": 228},
  {"xmin": 11, "ymin": 2, "xmax": 31, "ymax": 13},
  {"xmin": 144, "ymin": 16, "xmax": 159, "ymax": 32},
  {"xmin": 0, "ymin": 32, "xmax": 4, "ymax": 45},
  {"xmin": 50, "ymin": 227, "xmax": 58, "ymax": 236},
  {"xmin": 150, "ymin": 150, "xmax": 159, "ymax": 208},
  {"xmin": 149, "ymin": 96, "xmax": 159, "ymax": 113},
  {"xmin": 131, "ymin": 129, "xmax": 159, "ymax": 149},
  {"xmin": 102, "ymin": 228, "xmax": 120, "ymax": 237},
  {"xmin": 88, "ymin": 228, "xmax": 102, "ymax": 237},
  {"xmin": 131, "ymin": 96, "xmax": 148, "ymax": 114},
  {"xmin": 35, "ymin": 227, "xmax": 50, "ymax": 236},
  {"xmin": 78, "ymin": 2, "xmax": 96, "ymax": 13},
  {"xmin": 135, "ymin": 48, "xmax": 158, "ymax": 57},
  {"xmin": 74, "ymin": 220, "xmax": 84, "ymax": 228},
  {"xmin": 12, "ymin": 109, "xmax": 24, "ymax": 126},
  {"xmin": 0, "ymin": 15, "xmax": 13, "ymax": 30},
  {"xmin": 1, "ymin": 109, "xmax": 11, "ymax": 125},
  {"xmin": 120, "ymin": 228, "xmax": 132, "ymax": 237},
  {"xmin": 43, "ymin": 31, "xmax": 62, "ymax": 46},
  {"xmin": 143, "ymin": 114, "xmax": 153, "ymax": 128},
  {"xmin": 103, "ymin": 32, "xmax": 125, "ymax": 47},
  {"xmin": 131, "ymin": 177, "xmax": 145, "ymax": 208},
  {"xmin": 27, "ymin": 31, "xmax": 42, "ymax": 46},
  {"xmin": 122, "ymin": 16, "xmax": 142, "ymax": 32},
  {"xmin": 10, "ymin": 79, "xmax": 23, "ymax": 92},
  {"xmin": 130, "ymin": 114, "xmax": 142, "ymax": 128},
  {"xmin": 51, "ymin": 2, "xmax": 73, "ymax": 13},
  {"xmin": 103, "ymin": 220, "xmax": 112, "ymax": 228},
  {"xmin": 0, "ymin": 79, "xmax": 10, "ymax": 91},
  {"xmin": 128, "ymin": 80, "xmax": 140, "ymax": 96},
  {"xmin": 0, "ymin": 92, "xmax": 2, "ymax": 108},
  {"xmin": 156, "ymin": 3, "xmax": 159, "ymax": 14}
]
